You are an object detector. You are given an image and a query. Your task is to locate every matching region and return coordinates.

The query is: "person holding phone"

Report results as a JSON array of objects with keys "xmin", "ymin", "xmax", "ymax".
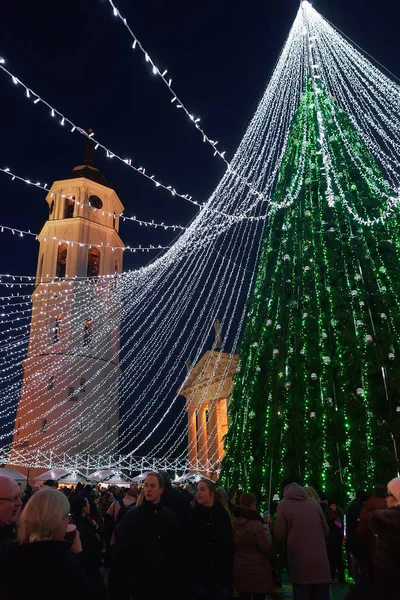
[{"xmin": 0, "ymin": 487, "xmax": 109, "ymax": 600}]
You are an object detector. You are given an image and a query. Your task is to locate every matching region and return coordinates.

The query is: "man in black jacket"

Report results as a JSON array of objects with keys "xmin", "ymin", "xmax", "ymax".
[
  {"xmin": 0, "ymin": 475, "xmax": 22, "ymax": 548},
  {"xmin": 159, "ymin": 471, "xmax": 191, "ymax": 527},
  {"xmin": 345, "ymin": 489, "xmax": 368, "ymax": 567},
  {"xmin": 109, "ymin": 472, "xmax": 181, "ymax": 600}
]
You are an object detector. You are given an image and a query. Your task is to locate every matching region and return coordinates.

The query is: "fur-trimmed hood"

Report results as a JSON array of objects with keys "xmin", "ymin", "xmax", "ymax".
[
  {"xmin": 233, "ymin": 506, "xmax": 264, "ymax": 524},
  {"xmin": 371, "ymin": 506, "xmax": 400, "ymax": 536}
]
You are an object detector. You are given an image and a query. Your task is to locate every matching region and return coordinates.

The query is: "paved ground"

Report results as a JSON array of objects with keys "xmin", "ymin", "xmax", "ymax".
[{"xmin": 269, "ymin": 581, "xmax": 350, "ymax": 599}]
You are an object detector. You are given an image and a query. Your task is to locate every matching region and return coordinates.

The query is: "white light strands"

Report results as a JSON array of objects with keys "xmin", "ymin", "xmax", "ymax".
[
  {"xmin": 105, "ymin": 0, "xmax": 228, "ymax": 165},
  {"xmin": 1, "ymin": 2, "xmax": 400, "ymax": 472},
  {"xmin": 0, "ymin": 166, "xmax": 186, "ymax": 231}
]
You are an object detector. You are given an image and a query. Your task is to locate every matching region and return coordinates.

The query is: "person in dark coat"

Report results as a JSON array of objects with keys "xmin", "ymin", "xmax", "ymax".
[
  {"xmin": 356, "ymin": 484, "xmax": 387, "ymax": 596},
  {"xmin": 109, "ymin": 472, "xmax": 182, "ymax": 600},
  {"xmin": 370, "ymin": 476, "xmax": 400, "ymax": 599},
  {"xmin": 0, "ymin": 487, "xmax": 109, "ymax": 600},
  {"xmin": 346, "ymin": 490, "xmax": 368, "ymax": 556},
  {"xmin": 275, "ymin": 477, "xmax": 331, "ymax": 600},
  {"xmin": 232, "ymin": 493, "xmax": 274, "ymax": 600},
  {"xmin": 159, "ymin": 471, "xmax": 191, "ymax": 527},
  {"xmin": 345, "ymin": 489, "xmax": 368, "ymax": 572},
  {"xmin": 0, "ymin": 475, "xmax": 22, "ymax": 548},
  {"xmin": 188, "ymin": 479, "xmax": 233, "ymax": 600},
  {"xmin": 326, "ymin": 501, "xmax": 345, "ymax": 583},
  {"xmin": 71, "ymin": 495, "xmax": 103, "ymax": 569}
]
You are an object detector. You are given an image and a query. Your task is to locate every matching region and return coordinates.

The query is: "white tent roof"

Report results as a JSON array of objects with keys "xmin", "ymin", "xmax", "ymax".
[
  {"xmin": 87, "ymin": 469, "xmax": 115, "ymax": 482},
  {"xmin": 34, "ymin": 468, "xmax": 70, "ymax": 481},
  {"xmin": 87, "ymin": 469, "xmax": 132, "ymax": 484},
  {"xmin": 175, "ymin": 472, "xmax": 213, "ymax": 483},
  {"xmin": 102, "ymin": 473, "xmax": 133, "ymax": 484},
  {"xmin": 0, "ymin": 467, "xmax": 27, "ymax": 481},
  {"xmin": 131, "ymin": 472, "xmax": 150, "ymax": 482},
  {"xmin": 34, "ymin": 468, "xmax": 91, "ymax": 484}
]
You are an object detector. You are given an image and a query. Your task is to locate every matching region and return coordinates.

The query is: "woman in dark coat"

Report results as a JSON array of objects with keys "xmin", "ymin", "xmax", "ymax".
[
  {"xmin": 370, "ymin": 476, "xmax": 400, "ymax": 598},
  {"xmin": 188, "ymin": 479, "xmax": 233, "ymax": 600},
  {"xmin": 0, "ymin": 487, "xmax": 108, "ymax": 600},
  {"xmin": 71, "ymin": 495, "xmax": 103, "ymax": 569},
  {"xmin": 232, "ymin": 493, "xmax": 274, "ymax": 600}
]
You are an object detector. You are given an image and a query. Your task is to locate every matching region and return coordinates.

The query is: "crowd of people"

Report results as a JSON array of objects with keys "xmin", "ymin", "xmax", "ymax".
[{"xmin": 0, "ymin": 470, "xmax": 399, "ymax": 600}]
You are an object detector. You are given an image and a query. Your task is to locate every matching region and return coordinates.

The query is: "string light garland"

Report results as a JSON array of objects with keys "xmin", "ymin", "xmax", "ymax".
[
  {"xmin": 2, "ymin": 1, "xmax": 400, "ymax": 481},
  {"xmin": 105, "ymin": 0, "xmax": 229, "ymax": 164},
  {"xmin": 0, "ymin": 166, "xmax": 187, "ymax": 231},
  {"xmin": 0, "ymin": 61, "xmax": 268, "ymax": 219},
  {"xmin": 0, "ymin": 222, "xmax": 170, "ymax": 253}
]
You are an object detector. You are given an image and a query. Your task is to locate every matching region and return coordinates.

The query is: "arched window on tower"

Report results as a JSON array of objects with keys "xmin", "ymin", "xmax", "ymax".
[
  {"xmin": 49, "ymin": 199, "xmax": 54, "ymax": 217},
  {"xmin": 65, "ymin": 197, "xmax": 75, "ymax": 219},
  {"xmin": 53, "ymin": 314, "xmax": 62, "ymax": 344},
  {"xmin": 83, "ymin": 319, "xmax": 93, "ymax": 346},
  {"xmin": 56, "ymin": 244, "xmax": 67, "ymax": 278},
  {"xmin": 87, "ymin": 248, "xmax": 100, "ymax": 277},
  {"xmin": 48, "ymin": 376, "xmax": 54, "ymax": 391},
  {"xmin": 68, "ymin": 386, "xmax": 78, "ymax": 402}
]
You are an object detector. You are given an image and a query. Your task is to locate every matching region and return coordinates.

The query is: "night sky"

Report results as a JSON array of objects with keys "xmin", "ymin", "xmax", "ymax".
[
  {"xmin": 0, "ymin": 0, "xmax": 399, "ymax": 277},
  {"xmin": 0, "ymin": 1, "xmax": 399, "ymax": 456}
]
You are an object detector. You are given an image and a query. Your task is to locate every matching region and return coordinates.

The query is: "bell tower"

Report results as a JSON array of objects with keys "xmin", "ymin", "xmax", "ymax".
[{"xmin": 11, "ymin": 137, "xmax": 125, "ymax": 464}]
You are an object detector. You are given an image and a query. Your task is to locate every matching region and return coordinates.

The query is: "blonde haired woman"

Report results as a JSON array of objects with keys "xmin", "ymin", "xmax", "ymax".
[
  {"xmin": 304, "ymin": 487, "xmax": 321, "ymax": 502},
  {"xmin": 0, "ymin": 487, "xmax": 109, "ymax": 600}
]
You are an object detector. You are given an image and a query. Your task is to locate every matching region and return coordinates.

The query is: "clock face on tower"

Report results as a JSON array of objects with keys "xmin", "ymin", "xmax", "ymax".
[{"xmin": 89, "ymin": 195, "xmax": 103, "ymax": 209}]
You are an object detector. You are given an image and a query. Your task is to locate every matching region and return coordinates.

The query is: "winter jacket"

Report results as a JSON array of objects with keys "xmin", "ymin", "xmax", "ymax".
[
  {"xmin": 188, "ymin": 501, "xmax": 233, "ymax": 589},
  {"xmin": 109, "ymin": 499, "xmax": 181, "ymax": 600},
  {"xmin": 356, "ymin": 495, "xmax": 387, "ymax": 562},
  {"xmin": 232, "ymin": 506, "xmax": 274, "ymax": 594},
  {"xmin": 74, "ymin": 514, "xmax": 103, "ymax": 568},
  {"xmin": 0, "ymin": 539, "xmax": 109, "ymax": 600},
  {"xmin": 370, "ymin": 506, "xmax": 400, "ymax": 597},
  {"xmin": 326, "ymin": 506, "xmax": 344, "ymax": 548},
  {"xmin": 0, "ymin": 523, "xmax": 16, "ymax": 549},
  {"xmin": 161, "ymin": 482, "xmax": 192, "ymax": 528},
  {"xmin": 345, "ymin": 498, "xmax": 364, "ymax": 555},
  {"xmin": 275, "ymin": 483, "xmax": 331, "ymax": 584}
]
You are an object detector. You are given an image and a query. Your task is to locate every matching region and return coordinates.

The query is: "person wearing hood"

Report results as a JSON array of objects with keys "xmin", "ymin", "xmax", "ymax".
[
  {"xmin": 369, "ymin": 476, "xmax": 400, "ymax": 598},
  {"xmin": 275, "ymin": 477, "xmax": 331, "ymax": 600},
  {"xmin": 232, "ymin": 493, "xmax": 274, "ymax": 600}
]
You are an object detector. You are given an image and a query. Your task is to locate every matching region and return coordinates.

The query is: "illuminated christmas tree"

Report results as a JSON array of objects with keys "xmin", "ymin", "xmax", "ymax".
[{"xmin": 221, "ymin": 80, "xmax": 400, "ymax": 500}]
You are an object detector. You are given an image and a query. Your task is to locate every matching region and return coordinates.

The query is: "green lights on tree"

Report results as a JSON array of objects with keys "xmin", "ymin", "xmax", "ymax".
[{"xmin": 221, "ymin": 82, "xmax": 400, "ymax": 502}]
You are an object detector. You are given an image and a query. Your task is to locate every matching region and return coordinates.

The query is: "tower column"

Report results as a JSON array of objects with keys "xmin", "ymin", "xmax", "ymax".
[
  {"xmin": 208, "ymin": 402, "xmax": 220, "ymax": 476},
  {"xmin": 187, "ymin": 405, "xmax": 198, "ymax": 472},
  {"xmin": 197, "ymin": 404, "xmax": 209, "ymax": 475}
]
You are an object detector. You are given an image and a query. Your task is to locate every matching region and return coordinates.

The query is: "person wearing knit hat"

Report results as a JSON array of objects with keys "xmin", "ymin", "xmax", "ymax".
[
  {"xmin": 370, "ymin": 476, "xmax": 400, "ymax": 597},
  {"xmin": 387, "ymin": 476, "xmax": 400, "ymax": 506}
]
